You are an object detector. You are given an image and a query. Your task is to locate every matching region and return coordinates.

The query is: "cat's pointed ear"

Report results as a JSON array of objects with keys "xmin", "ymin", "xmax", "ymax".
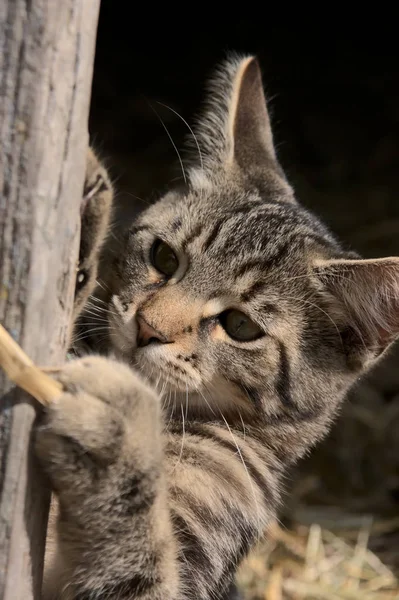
[
  {"xmin": 231, "ymin": 56, "xmax": 276, "ymax": 170},
  {"xmin": 314, "ymin": 257, "xmax": 399, "ymax": 360},
  {"xmin": 190, "ymin": 55, "xmax": 283, "ymax": 184}
]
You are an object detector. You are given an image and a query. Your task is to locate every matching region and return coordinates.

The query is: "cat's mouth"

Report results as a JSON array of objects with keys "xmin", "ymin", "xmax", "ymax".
[
  {"xmin": 133, "ymin": 344, "xmax": 201, "ymax": 393},
  {"xmin": 108, "ymin": 298, "xmax": 202, "ymax": 393}
]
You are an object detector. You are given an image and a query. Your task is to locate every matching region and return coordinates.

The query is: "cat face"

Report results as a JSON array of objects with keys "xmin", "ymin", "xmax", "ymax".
[{"xmin": 106, "ymin": 56, "xmax": 399, "ymax": 427}]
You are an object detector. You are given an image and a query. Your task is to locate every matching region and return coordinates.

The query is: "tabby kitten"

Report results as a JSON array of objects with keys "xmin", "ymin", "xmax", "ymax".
[{"xmin": 37, "ymin": 55, "xmax": 399, "ymax": 600}]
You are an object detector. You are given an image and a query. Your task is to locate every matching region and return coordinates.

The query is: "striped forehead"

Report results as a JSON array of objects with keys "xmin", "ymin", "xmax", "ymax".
[{"xmin": 173, "ymin": 197, "xmax": 326, "ymax": 261}]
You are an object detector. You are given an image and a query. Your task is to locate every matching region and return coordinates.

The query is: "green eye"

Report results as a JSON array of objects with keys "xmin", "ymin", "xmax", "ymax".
[
  {"xmin": 150, "ymin": 239, "xmax": 178, "ymax": 277},
  {"xmin": 219, "ymin": 309, "xmax": 264, "ymax": 342}
]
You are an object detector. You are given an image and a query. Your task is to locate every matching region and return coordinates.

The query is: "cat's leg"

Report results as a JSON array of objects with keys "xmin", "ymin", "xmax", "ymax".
[
  {"xmin": 36, "ymin": 355, "xmax": 179, "ymax": 600},
  {"xmin": 37, "ymin": 355, "xmax": 279, "ymax": 599}
]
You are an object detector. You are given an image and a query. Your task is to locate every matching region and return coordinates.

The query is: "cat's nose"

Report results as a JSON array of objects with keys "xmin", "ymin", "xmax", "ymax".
[{"xmin": 136, "ymin": 313, "xmax": 170, "ymax": 347}]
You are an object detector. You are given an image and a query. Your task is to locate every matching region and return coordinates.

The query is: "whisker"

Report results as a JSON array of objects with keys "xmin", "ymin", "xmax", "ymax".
[
  {"xmin": 156, "ymin": 101, "xmax": 203, "ymax": 172},
  {"xmin": 121, "ymin": 191, "xmax": 152, "ymax": 207},
  {"xmin": 80, "ymin": 319, "xmax": 110, "ymax": 325},
  {"xmin": 88, "ymin": 295, "xmax": 108, "ymax": 306},
  {"xmin": 96, "ymin": 278, "xmax": 111, "ymax": 292},
  {"xmin": 172, "ymin": 403, "xmax": 186, "ymax": 471},
  {"xmin": 238, "ymin": 410, "xmax": 247, "ymax": 441},
  {"xmin": 149, "ymin": 103, "xmax": 187, "ymax": 185},
  {"xmin": 284, "ymin": 294, "xmax": 344, "ymax": 346},
  {"xmin": 185, "ymin": 382, "xmax": 189, "ymax": 420},
  {"xmin": 165, "ymin": 390, "xmax": 177, "ymax": 431},
  {"xmin": 85, "ymin": 300, "xmax": 118, "ymax": 318},
  {"xmin": 72, "ymin": 325, "xmax": 114, "ymax": 344},
  {"xmin": 198, "ymin": 382, "xmax": 263, "ymax": 532},
  {"xmin": 217, "ymin": 408, "xmax": 262, "ymax": 532},
  {"xmin": 194, "ymin": 384, "xmax": 217, "ymax": 418}
]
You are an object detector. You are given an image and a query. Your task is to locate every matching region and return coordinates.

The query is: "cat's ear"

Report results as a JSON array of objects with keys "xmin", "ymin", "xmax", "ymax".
[
  {"xmin": 190, "ymin": 55, "xmax": 283, "ymax": 184},
  {"xmin": 230, "ymin": 56, "xmax": 276, "ymax": 170},
  {"xmin": 314, "ymin": 257, "xmax": 399, "ymax": 362}
]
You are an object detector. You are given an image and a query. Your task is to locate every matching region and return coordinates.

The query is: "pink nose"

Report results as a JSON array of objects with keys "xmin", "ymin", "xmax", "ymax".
[{"xmin": 136, "ymin": 314, "xmax": 169, "ymax": 347}]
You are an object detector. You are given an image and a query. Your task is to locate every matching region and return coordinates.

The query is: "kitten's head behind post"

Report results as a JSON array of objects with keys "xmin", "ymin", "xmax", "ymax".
[{"xmin": 94, "ymin": 56, "xmax": 399, "ymax": 456}]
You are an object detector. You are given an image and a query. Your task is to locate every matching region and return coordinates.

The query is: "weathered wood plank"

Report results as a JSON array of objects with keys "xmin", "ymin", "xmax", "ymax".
[{"xmin": 0, "ymin": 1, "xmax": 100, "ymax": 598}]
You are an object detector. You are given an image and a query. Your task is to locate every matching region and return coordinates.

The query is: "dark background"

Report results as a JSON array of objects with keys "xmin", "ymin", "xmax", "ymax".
[
  {"xmin": 89, "ymin": 7, "xmax": 399, "ymax": 568},
  {"xmin": 90, "ymin": 11, "xmax": 399, "ymax": 257}
]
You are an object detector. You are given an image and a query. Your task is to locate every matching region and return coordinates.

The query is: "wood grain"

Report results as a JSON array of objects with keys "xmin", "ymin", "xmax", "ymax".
[{"xmin": 0, "ymin": 1, "xmax": 100, "ymax": 597}]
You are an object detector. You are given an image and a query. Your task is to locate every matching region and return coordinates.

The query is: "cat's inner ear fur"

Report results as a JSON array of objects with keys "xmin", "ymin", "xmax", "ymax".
[
  {"xmin": 189, "ymin": 55, "xmax": 286, "ymax": 186},
  {"xmin": 314, "ymin": 257, "xmax": 399, "ymax": 362}
]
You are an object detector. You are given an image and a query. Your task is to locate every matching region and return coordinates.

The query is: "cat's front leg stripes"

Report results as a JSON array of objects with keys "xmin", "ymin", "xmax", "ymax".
[
  {"xmin": 36, "ymin": 356, "xmax": 179, "ymax": 600},
  {"xmin": 164, "ymin": 422, "xmax": 282, "ymax": 599}
]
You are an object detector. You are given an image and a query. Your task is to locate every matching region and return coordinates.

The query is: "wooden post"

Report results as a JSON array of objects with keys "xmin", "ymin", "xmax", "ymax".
[{"xmin": 0, "ymin": 1, "xmax": 100, "ymax": 598}]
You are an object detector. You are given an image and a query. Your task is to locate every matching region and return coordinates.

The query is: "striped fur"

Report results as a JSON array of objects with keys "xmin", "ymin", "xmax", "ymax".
[{"xmin": 37, "ymin": 56, "xmax": 399, "ymax": 599}]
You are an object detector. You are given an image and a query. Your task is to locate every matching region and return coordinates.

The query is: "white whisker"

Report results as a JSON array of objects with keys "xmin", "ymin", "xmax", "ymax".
[
  {"xmin": 149, "ymin": 103, "xmax": 187, "ymax": 185},
  {"xmin": 172, "ymin": 403, "xmax": 186, "ymax": 471},
  {"xmin": 156, "ymin": 101, "xmax": 204, "ymax": 172},
  {"xmin": 218, "ymin": 409, "xmax": 262, "ymax": 532}
]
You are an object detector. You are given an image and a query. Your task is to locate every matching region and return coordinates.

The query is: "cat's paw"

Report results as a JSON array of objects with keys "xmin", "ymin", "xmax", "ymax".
[
  {"xmin": 74, "ymin": 148, "xmax": 113, "ymax": 321},
  {"xmin": 35, "ymin": 356, "xmax": 160, "ymax": 504}
]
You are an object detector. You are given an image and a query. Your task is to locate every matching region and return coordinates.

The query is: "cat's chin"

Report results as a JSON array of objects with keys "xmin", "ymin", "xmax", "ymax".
[
  {"xmin": 160, "ymin": 388, "xmax": 221, "ymax": 420},
  {"xmin": 108, "ymin": 329, "xmax": 246, "ymax": 419},
  {"xmin": 139, "ymin": 360, "xmax": 199, "ymax": 394}
]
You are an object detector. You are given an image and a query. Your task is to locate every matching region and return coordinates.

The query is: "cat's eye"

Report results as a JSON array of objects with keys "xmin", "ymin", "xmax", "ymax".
[
  {"xmin": 76, "ymin": 269, "xmax": 87, "ymax": 291},
  {"xmin": 219, "ymin": 309, "xmax": 264, "ymax": 342},
  {"xmin": 150, "ymin": 239, "xmax": 178, "ymax": 277}
]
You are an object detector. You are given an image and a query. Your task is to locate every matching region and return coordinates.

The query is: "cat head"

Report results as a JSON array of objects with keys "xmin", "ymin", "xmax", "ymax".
[{"xmin": 104, "ymin": 55, "xmax": 399, "ymax": 448}]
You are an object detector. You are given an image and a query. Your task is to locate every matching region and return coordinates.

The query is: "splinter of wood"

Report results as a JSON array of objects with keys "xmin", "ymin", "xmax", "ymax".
[{"xmin": 0, "ymin": 324, "xmax": 63, "ymax": 406}]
